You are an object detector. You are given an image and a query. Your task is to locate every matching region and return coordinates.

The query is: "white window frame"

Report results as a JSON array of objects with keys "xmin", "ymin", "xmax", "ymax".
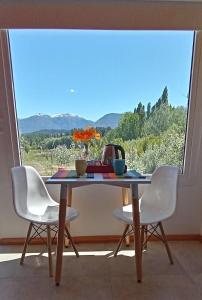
[
  {"xmin": 0, "ymin": 30, "xmax": 20, "ymax": 168},
  {"xmin": 181, "ymin": 31, "xmax": 202, "ymax": 186}
]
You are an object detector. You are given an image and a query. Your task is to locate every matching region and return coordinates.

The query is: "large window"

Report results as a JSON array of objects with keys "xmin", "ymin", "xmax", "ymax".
[{"xmin": 9, "ymin": 30, "xmax": 193, "ymax": 175}]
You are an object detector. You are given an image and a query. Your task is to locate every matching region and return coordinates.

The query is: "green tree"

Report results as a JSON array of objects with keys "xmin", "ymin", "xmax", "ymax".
[
  {"xmin": 105, "ymin": 127, "xmax": 120, "ymax": 141},
  {"xmin": 20, "ymin": 136, "xmax": 30, "ymax": 159},
  {"xmin": 151, "ymin": 86, "xmax": 169, "ymax": 114},
  {"xmin": 161, "ymin": 86, "xmax": 168, "ymax": 105},
  {"xmin": 146, "ymin": 102, "xmax": 151, "ymax": 119},
  {"xmin": 169, "ymin": 106, "xmax": 187, "ymax": 133},
  {"xmin": 118, "ymin": 112, "xmax": 140, "ymax": 141},
  {"xmin": 137, "ymin": 129, "xmax": 184, "ymax": 173},
  {"xmin": 143, "ymin": 105, "xmax": 172, "ymax": 136},
  {"xmin": 136, "ymin": 102, "xmax": 145, "ymax": 136},
  {"xmin": 52, "ymin": 144, "xmax": 81, "ymax": 166}
]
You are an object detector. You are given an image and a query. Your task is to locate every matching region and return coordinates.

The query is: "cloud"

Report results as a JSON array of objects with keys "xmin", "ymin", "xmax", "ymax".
[{"xmin": 69, "ymin": 88, "xmax": 75, "ymax": 94}]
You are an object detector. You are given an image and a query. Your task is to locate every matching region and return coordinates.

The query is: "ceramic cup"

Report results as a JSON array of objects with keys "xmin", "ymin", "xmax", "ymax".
[
  {"xmin": 75, "ymin": 159, "xmax": 87, "ymax": 176},
  {"xmin": 112, "ymin": 159, "xmax": 125, "ymax": 176}
]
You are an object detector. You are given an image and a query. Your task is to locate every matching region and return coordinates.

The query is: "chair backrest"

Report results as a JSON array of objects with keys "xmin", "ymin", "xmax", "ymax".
[
  {"xmin": 141, "ymin": 165, "xmax": 179, "ymax": 219},
  {"xmin": 11, "ymin": 166, "xmax": 56, "ymax": 219}
]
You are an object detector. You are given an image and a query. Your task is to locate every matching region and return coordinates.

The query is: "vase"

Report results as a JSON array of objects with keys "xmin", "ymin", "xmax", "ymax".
[
  {"xmin": 75, "ymin": 159, "xmax": 87, "ymax": 176},
  {"xmin": 83, "ymin": 143, "xmax": 90, "ymax": 160}
]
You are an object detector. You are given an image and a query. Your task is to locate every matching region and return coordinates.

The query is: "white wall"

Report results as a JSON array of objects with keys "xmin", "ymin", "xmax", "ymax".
[
  {"xmin": 46, "ymin": 182, "xmax": 202, "ymax": 236},
  {"xmin": 1, "ymin": 2, "xmax": 202, "ymax": 238}
]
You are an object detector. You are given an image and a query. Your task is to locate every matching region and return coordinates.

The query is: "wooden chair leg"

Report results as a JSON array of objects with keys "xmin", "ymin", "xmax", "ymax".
[
  {"xmin": 20, "ymin": 222, "xmax": 33, "ymax": 265},
  {"xmin": 64, "ymin": 226, "xmax": 79, "ymax": 258},
  {"xmin": 159, "ymin": 222, "xmax": 174, "ymax": 265},
  {"xmin": 47, "ymin": 225, "xmax": 53, "ymax": 277},
  {"xmin": 114, "ymin": 224, "xmax": 130, "ymax": 257}
]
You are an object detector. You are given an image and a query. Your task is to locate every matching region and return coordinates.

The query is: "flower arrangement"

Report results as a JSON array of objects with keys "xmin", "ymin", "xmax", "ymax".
[
  {"xmin": 73, "ymin": 127, "xmax": 100, "ymax": 142},
  {"xmin": 73, "ymin": 127, "xmax": 101, "ymax": 159}
]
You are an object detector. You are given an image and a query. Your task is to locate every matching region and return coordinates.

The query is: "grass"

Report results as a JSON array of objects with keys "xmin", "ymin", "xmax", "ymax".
[{"xmin": 22, "ymin": 149, "xmax": 62, "ymax": 176}]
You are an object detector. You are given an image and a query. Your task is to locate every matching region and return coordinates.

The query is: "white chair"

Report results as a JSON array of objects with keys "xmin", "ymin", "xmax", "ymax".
[
  {"xmin": 11, "ymin": 165, "xmax": 79, "ymax": 277},
  {"xmin": 113, "ymin": 165, "xmax": 179, "ymax": 263}
]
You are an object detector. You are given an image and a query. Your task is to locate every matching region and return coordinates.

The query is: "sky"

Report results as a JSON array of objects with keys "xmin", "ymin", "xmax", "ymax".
[{"xmin": 9, "ymin": 30, "xmax": 194, "ymax": 121}]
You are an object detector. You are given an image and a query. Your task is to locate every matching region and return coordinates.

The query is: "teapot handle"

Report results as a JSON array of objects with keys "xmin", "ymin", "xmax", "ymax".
[{"xmin": 115, "ymin": 145, "xmax": 125, "ymax": 159}]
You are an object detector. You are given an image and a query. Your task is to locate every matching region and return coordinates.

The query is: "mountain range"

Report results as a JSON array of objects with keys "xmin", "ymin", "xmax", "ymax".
[{"xmin": 18, "ymin": 113, "xmax": 122, "ymax": 134}]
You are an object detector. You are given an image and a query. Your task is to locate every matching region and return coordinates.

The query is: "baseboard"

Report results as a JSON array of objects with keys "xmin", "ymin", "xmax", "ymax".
[
  {"xmin": 74, "ymin": 234, "xmax": 202, "ymax": 242},
  {"xmin": 0, "ymin": 234, "xmax": 201, "ymax": 245}
]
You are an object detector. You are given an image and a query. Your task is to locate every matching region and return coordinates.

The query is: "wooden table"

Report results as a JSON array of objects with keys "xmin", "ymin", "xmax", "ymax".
[{"xmin": 46, "ymin": 173, "xmax": 151, "ymax": 285}]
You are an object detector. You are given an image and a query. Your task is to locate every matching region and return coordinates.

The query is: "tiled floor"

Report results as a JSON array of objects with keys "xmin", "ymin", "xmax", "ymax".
[{"xmin": 0, "ymin": 241, "xmax": 202, "ymax": 299}]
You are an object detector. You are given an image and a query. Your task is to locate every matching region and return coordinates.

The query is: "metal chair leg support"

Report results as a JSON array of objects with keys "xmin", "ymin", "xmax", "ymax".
[
  {"xmin": 47, "ymin": 225, "xmax": 53, "ymax": 277},
  {"xmin": 144, "ymin": 225, "xmax": 148, "ymax": 250},
  {"xmin": 20, "ymin": 222, "xmax": 33, "ymax": 265},
  {"xmin": 114, "ymin": 224, "xmax": 130, "ymax": 257},
  {"xmin": 159, "ymin": 222, "xmax": 174, "ymax": 265},
  {"xmin": 64, "ymin": 222, "xmax": 70, "ymax": 248},
  {"xmin": 141, "ymin": 225, "xmax": 146, "ymax": 252},
  {"xmin": 64, "ymin": 226, "xmax": 79, "ymax": 258}
]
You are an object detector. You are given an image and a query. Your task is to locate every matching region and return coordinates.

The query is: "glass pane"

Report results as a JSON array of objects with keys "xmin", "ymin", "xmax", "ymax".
[{"xmin": 9, "ymin": 30, "xmax": 194, "ymax": 176}]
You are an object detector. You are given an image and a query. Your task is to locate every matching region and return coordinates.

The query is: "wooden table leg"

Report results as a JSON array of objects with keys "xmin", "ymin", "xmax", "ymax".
[
  {"xmin": 55, "ymin": 184, "xmax": 68, "ymax": 286},
  {"xmin": 64, "ymin": 186, "xmax": 72, "ymax": 248},
  {"xmin": 122, "ymin": 187, "xmax": 130, "ymax": 246},
  {"xmin": 131, "ymin": 183, "xmax": 142, "ymax": 283}
]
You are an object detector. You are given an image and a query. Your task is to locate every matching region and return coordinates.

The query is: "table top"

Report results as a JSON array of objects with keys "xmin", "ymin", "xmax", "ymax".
[{"xmin": 46, "ymin": 172, "xmax": 151, "ymax": 185}]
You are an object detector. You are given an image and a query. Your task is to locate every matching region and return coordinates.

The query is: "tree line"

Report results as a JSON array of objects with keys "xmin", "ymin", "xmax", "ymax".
[{"xmin": 106, "ymin": 86, "xmax": 186, "ymax": 141}]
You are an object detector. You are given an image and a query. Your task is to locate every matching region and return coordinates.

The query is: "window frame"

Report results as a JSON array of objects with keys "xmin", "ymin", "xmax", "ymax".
[
  {"xmin": 0, "ymin": 3, "xmax": 202, "ymax": 183},
  {"xmin": 7, "ymin": 29, "xmax": 196, "ymax": 178},
  {"xmin": 181, "ymin": 31, "xmax": 202, "ymax": 186}
]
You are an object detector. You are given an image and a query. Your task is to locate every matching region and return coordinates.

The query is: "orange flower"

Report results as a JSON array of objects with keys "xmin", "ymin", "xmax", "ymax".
[
  {"xmin": 73, "ymin": 127, "xmax": 101, "ymax": 143},
  {"xmin": 95, "ymin": 132, "xmax": 101, "ymax": 140}
]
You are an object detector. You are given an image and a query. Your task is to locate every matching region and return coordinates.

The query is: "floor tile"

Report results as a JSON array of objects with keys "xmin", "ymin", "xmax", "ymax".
[{"xmin": 0, "ymin": 241, "xmax": 202, "ymax": 300}]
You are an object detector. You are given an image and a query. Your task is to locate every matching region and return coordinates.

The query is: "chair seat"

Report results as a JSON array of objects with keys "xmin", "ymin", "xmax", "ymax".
[
  {"xmin": 21, "ymin": 205, "xmax": 79, "ymax": 225},
  {"xmin": 113, "ymin": 204, "xmax": 170, "ymax": 225}
]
